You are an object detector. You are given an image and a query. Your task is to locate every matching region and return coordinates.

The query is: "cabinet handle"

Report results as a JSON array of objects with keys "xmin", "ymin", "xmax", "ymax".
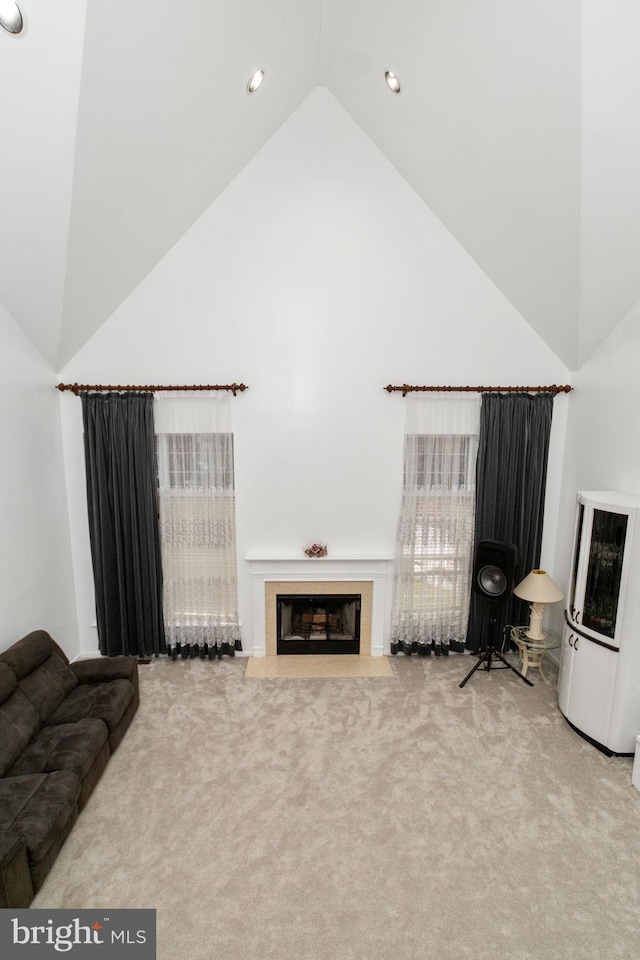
[
  {"xmin": 574, "ymin": 637, "xmax": 580, "ymax": 650},
  {"xmin": 568, "ymin": 634, "xmax": 574, "ymax": 647},
  {"xmin": 575, "ymin": 610, "xmax": 581, "ymax": 624}
]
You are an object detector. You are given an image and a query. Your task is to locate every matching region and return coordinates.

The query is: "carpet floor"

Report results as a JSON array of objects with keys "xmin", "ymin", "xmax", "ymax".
[{"xmin": 32, "ymin": 654, "xmax": 640, "ymax": 960}]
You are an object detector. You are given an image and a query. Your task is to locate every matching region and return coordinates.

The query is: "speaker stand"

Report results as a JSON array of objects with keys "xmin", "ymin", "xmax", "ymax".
[{"xmin": 459, "ymin": 614, "xmax": 533, "ymax": 689}]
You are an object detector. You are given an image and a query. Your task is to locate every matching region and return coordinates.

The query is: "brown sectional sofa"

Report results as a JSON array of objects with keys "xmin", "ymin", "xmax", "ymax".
[{"xmin": 0, "ymin": 630, "xmax": 139, "ymax": 908}]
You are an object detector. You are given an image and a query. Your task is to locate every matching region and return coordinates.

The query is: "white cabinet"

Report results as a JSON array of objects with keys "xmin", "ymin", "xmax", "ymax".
[
  {"xmin": 558, "ymin": 491, "xmax": 640, "ymax": 755},
  {"xmin": 559, "ymin": 625, "xmax": 617, "ymax": 746}
]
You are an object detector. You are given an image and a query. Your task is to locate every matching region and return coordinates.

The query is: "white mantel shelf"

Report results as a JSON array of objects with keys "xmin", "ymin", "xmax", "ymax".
[
  {"xmin": 245, "ymin": 555, "xmax": 394, "ymax": 563},
  {"xmin": 246, "ymin": 555, "xmax": 394, "ymax": 657}
]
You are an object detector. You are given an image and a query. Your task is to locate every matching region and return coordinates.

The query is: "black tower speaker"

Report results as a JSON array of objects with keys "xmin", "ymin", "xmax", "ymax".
[
  {"xmin": 472, "ymin": 540, "xmax": 518, "ymax": 604},
  {"xmin": 460, "ymin": 539, "xmax": 532, "ymax": 689}
]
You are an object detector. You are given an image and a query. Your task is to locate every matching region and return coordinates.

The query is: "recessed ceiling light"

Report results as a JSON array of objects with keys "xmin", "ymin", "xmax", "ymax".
[
  {"xmin": 0, "ymin": 0, "xmax": 23, "ymax": 34},
  {"xmin": 246, "ymin": 70, "xmax": 265, "ymax": 94},
  {"xmin": 385, "ymin": 71, "xmax": 401, "ymax": 94}
]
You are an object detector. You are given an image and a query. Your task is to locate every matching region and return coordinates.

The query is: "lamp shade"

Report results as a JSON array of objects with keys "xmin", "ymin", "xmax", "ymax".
[{"xmin": 513, "ymin": 569, "xmax": 563, "ymax": 603}]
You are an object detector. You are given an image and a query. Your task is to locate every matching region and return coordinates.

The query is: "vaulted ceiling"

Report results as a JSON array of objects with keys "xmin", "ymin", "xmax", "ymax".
[{"xmin": 1, "ymin": 0, "xmax": 639, "ymax": 371}]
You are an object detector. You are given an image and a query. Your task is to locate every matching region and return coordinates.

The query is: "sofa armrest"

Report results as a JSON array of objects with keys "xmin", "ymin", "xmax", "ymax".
[
  {"xmin": 0, "ymin": 832, "xmax": 34, "ymax": 909},
  {"xmin": 71, "ymin": 657, "xmax": 139, "ymax": 699}
]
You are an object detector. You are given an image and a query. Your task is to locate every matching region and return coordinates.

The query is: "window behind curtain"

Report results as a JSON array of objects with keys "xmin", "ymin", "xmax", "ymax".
[
  {"xmin": 391, "ymin": 398, "xmax": 480, "ymax": 655},
  {"xmin": 154, "ymin": 396, "xmax": 241, "ymax": 658},
  {"xmin": 162, "ymin": 433, "xmax": 234, "ymax": 490}
]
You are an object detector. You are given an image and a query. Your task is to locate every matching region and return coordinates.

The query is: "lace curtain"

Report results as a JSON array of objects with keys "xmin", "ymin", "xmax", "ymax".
[
  {"xmin": 155, "ymin": 394, "xmax": 242, "ymax": 659},
  {"xmin": 391, "ymin": 396, "xmax": 481, "ymax": 655}
]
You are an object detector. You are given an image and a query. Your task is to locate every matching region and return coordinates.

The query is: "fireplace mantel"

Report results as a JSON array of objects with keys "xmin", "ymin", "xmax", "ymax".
[
  {"xmin": 246, "ymin": 555, "xmax": 394, "ymax": 657},
  {"xmin": 245, "ymin": 554, "xmax": 393, "ymax": 563}
]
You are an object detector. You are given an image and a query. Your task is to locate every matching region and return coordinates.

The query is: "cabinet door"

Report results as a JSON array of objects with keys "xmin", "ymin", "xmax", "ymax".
[
  {"xmin": 567, "ymin": 502, "xmax": 585, "ymax": 621},
  {"xmin": 566, "ymin": 635, "xmax": 618, "ymax": 747},
  {"xmin": 557, "ymin": 625, "xmax": 575, "ymax": 717},
  {"xmin": 577, "ymin": 507, "xmax": 628, "ymax": 644}
]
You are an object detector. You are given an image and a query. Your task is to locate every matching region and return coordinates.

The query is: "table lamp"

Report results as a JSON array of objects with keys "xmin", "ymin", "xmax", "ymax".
[{"xmin": 513, "ymin": 569, "xmax": 563, "ymax": 641}]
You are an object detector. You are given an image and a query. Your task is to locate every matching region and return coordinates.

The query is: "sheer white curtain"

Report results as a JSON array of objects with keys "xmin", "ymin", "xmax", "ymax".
[
  {"xmin": 390, "ymin": 396, "xmax": 481, "ymax": 655},
  {"xmin": 154, "ymin": 394, "xmax": 242, "ymax": 658}
]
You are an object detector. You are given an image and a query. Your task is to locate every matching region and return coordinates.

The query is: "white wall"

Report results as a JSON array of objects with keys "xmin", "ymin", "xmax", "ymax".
[
  {"xmin": 553, "ymin": 297, "xmax": 640, "ymax": 616},
  {"xmin": 59, "ymin": 88, "xmax": 571, "ymax": 655},
  {"xmin": 321, "ymin": 0, "xmax": 582, "ymax": 369},
  {"xmin": 0, "ymin": 303, "xmax": 78, "ymax": 656},
  {"xmin": 580, "ymin": 0, "xmax": 640, "ymax": 365},
  {"xmin": 60, "ymin": 0, "xmax": 322, "ymax": 365},
  {"xmin": 0, "ymin": 0, "xmax": 87, "ymax": 366}
]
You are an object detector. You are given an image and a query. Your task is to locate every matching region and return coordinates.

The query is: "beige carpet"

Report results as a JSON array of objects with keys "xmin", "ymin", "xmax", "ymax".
[
  {"xmin": 244, "ymin": 654, "xmax": 394, "ymax": 678},
  {"xmin": 33, "ymin": 655, "xmax": 640, "ymax": 960}
]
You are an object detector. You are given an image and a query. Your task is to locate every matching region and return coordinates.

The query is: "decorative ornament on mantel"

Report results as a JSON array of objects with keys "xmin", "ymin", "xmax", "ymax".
[{"xmin": 304, "ymin": 542, "xmax": 328, "ymax": 558}]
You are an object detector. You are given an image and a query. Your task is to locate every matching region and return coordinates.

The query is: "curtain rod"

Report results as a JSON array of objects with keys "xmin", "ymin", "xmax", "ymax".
[
  {"xmin": 57, "ymin": 382, "xmax": 248, "ymax": 396},
  {"xmin": 384, "ymin": 384, "xmax": 572, "ymax": 397}
]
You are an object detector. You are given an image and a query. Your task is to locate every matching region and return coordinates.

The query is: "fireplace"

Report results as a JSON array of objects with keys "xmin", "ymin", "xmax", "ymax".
[
  {"xmin": 246, "ymin": 555, "xmax": 393, "ymax": 657},
  {"xmin": 264, "ymin": 580, "xmax": 373, "ymax": 656},
  {"xmin": 277, "ymin": 593, "xmax": 361, "ymax": 655}
]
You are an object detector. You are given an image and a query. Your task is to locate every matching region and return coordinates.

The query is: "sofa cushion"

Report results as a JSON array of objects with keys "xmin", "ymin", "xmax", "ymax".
[
  {"xmin": 0, "ymin": 687, "xmax": 42, "ymax": 778},
  {"xmin": 0, "ymin": 772, "xmax": 80, "ymax": 865},
  {"xmin": 71, "ymin": 656, "xmax": 139, "ymax": 687},
  {"xmin": 7, "ymin": 719, "xmax": 109, "ymax": 781},
  {"xmin": 0, "ymin": 831, "xmax": 33, "ymax": 909},
  {"xmin": 18, "ymin": 656, "xmax": 79, "ymax": 724},
  {"xmin": 0, "ymin": 631, "xmax": 54, "ymax": 677},
  {"xmin": 46, "ymin": 679, "xmax": 134, "ymax": 733},
  {"xmin": 0, "ymin": 631, "xmax": 79, "ymax": 725},
  {"xmin": 0, "ymin": 661, "xmax": 17, "ymax": 705}
]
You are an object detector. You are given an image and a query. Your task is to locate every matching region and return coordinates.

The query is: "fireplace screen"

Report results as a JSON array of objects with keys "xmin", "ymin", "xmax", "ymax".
[{"xmin": 277, "ymin": 594, "xmax": 361, "ymax": 655}]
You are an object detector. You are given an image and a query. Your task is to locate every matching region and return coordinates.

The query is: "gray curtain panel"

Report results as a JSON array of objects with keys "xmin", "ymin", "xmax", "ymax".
[
  {"xmin": 466, "ymin": 393, "xmax": 554, "ymax": 652},
  {"xmin": 81, "ymin": 392, "xmax": 165, "ymax": 657}
]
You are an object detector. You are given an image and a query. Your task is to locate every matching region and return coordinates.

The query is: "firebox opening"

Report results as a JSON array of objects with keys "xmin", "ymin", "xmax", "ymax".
[{"xmin": 277, "ymin": 594, "xmax": 361, "ymax": 655}]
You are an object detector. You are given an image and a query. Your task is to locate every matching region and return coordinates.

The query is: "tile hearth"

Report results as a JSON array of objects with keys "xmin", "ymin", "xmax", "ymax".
[{"xmin": 244, "ymin": 654, "xmax": 393, "ymax": 679}]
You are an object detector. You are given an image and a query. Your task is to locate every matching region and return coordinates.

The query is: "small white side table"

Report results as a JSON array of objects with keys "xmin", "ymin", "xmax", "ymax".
[{"xmin": 510, "ymin": 627, "xmax": 561, "ymax": 682}]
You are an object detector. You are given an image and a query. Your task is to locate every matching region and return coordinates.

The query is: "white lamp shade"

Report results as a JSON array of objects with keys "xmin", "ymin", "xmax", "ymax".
[{"xmin": 514, "ymin": 569, "xmax": 563, "ymax": 604}]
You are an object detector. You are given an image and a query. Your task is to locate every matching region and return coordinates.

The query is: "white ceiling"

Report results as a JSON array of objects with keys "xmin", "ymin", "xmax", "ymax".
[{"xmin": 1, "ymin": 0, "xmax": 639, "ymax": 371}]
